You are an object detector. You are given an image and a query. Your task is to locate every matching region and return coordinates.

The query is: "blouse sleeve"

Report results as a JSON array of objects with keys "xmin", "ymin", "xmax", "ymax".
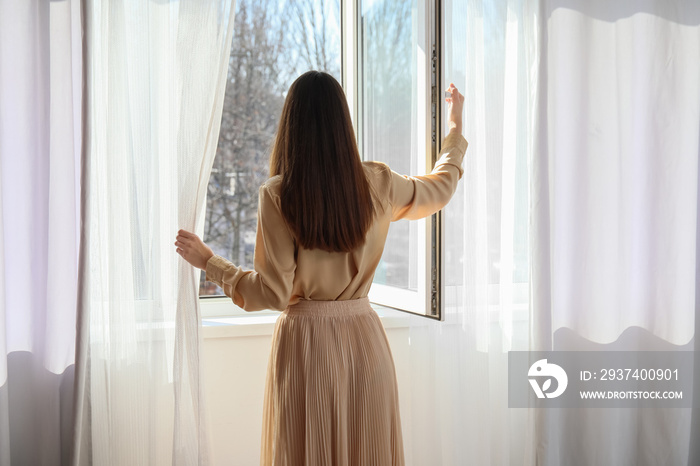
[
  {"xmin": 389, "ymin": 131, "xmax": 468, "ymax": 221},
  {"xmin": 204, "ymin": 182, "xmax": 296, "ymax": 312}
]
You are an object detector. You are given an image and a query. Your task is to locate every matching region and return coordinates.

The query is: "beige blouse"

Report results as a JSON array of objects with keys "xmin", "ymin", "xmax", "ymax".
[{"xmin": 205, "ymin": 131, "xmax": 468, "ymax": 312}]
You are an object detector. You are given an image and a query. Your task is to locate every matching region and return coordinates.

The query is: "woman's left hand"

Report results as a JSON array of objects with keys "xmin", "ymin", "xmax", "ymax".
[{"xmin": 175, "ymin": 230, "xmax": 214, "ymax": 270}]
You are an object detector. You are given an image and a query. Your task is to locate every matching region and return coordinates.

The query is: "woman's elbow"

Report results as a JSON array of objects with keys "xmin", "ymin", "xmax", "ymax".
[
  {"xmin": 240, "ymin": 289, "xmax": 290, "ymax": 312},
  {"xmin": 265, "ymin": 293, "xmax": 289, "ymax": 312}
]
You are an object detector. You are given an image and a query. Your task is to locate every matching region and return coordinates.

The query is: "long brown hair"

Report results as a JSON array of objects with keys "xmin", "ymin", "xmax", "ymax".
[{"xmin": 269, "ymin": 71, "xmax": 375, "ymax": 253}]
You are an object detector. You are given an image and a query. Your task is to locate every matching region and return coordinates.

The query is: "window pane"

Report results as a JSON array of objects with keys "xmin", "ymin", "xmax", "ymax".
[
  {"xmin": 200, "ymin": 0, "xmax": 341, "ymax": 297},
  {"xmin": 360, "ymin": 0, "xmax": 426, "ymax": 292}
]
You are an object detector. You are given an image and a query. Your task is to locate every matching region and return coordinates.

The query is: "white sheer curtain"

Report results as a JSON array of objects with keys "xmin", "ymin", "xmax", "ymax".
[
  {"xmin": 74, "ymin": 1, "xmax": 236, "ymax": 464},
  {"xmin": 530, "ymin": 0, "xmax": 700, "ymax": 464},
  {"xmin": 405, "ymin": 0, "xmax": 535, "ymax": 464},
  {"xmin": 0, "ymin": 1, "xmax": 82, "ymax": 464}
]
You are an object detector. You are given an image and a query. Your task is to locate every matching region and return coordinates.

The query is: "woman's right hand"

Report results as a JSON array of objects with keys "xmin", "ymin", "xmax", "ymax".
[{"xmin": 445, "ymin": 83, "xmax": 464, "ymax": 135}]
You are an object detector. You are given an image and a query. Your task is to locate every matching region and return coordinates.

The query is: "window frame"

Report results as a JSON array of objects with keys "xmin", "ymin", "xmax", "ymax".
[{"xmin": 200, "ymin": 0, "xmax": 446, "ymax": 320}]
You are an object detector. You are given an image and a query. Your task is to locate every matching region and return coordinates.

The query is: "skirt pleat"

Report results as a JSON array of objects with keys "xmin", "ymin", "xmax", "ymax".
[{"xmin": 260, "ymin": 297, "xmax": 405, "ymax": 466}]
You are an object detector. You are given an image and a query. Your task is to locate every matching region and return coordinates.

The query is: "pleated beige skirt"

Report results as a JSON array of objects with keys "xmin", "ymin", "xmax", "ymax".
[{"xmin": 260, "ymin": 297, "xmax": 405, "ymax": 466}]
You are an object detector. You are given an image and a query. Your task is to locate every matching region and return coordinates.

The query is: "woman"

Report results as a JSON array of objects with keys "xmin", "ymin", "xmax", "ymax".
[{"xmin": 175, "ymin": 71, "xmax": 467, "ymax": 465}]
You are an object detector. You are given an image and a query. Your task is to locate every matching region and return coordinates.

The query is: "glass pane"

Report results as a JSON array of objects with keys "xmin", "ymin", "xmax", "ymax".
[
  {"xmin": 200, "ymin": 0, "xmax": 341, "ymax": 296},
  {"xmin": 360, "ymin": 0, "xmax": 426, "ymax": 291}
]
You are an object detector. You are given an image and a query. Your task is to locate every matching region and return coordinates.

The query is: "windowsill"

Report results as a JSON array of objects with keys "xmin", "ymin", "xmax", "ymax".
[
  {"xmin": 202, "ymin": 303, "xmax": 414, "ymax": 339},
  {"xmin": 199, "ymin": 293, "xmax": 531, "ymax": 339}
]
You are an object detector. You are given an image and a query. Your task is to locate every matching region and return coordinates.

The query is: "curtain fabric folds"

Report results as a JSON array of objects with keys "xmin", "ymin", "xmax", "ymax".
[
  {"xmin": 74, "ymin": 1, "xmax": 236, "ymax": 464},
  {"xmin": 405, "ymin": 0, "xmax": 699, "ymax": 465},
  {"xmin": 530, "ymin": 1, "xmax": 700, "ymax": 464},
  {"xmin": 0, "ymin": 1, "xmax": 82, "ymax": 464},
  {"xmin": 405, "ymin": 0, "xmax": 535, "ymax": 464}
]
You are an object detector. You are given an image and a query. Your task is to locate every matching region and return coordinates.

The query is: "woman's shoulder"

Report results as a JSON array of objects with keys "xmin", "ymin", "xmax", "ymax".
[
  {"xmin": 362, "ymin": 159, "xmax": 390, "ymax": 172},
  {"xmin": 257, "ymin": 176, "xmax": 284, "ymax": 211},
  {"xmin": 260, "ymin": 175, "xmax": 282, "ymax": 195},
  {"xmin": 362, "ymin": 160, "xmax": 392, "ymax": 185},
  {"xmin": 361, "ymin": 161, "xmax": 393, "ymax": 212}
]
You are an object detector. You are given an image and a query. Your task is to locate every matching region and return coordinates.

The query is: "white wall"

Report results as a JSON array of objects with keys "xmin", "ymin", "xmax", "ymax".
[{"xmin": 202, "ymin": 313, "xmax": 413, "ymax": 466}]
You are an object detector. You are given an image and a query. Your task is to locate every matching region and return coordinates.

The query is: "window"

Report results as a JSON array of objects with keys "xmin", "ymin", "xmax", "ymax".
[{"xmin": 201, "ymin": 0, "xmax": 448, "ymax": 319}]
